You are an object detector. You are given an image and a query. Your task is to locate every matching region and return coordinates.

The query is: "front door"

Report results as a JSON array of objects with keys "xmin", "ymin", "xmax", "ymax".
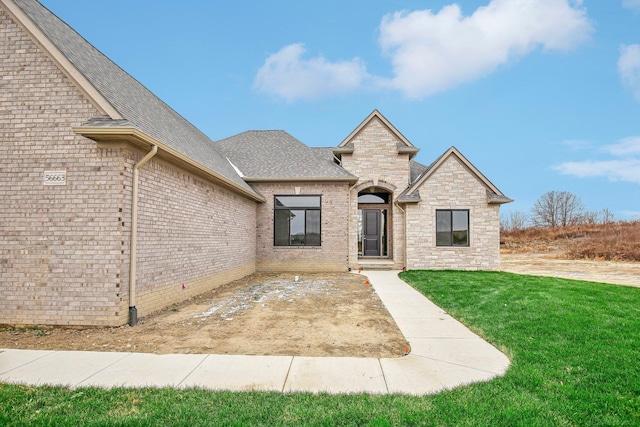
[{"xmin": 363, "ymin": 209, "xmax": 381, "ymax": 256}]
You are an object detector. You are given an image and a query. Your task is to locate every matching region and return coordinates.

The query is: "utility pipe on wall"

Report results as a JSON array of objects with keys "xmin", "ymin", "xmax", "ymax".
[{"xmin": 129, "ymin": 145, "xmax": 158, "ymax": 326}]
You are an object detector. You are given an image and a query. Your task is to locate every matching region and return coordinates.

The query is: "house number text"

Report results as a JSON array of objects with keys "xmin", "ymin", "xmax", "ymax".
[{"xmin": 44, "ymin": 170, "xmax": 67, "ymax": 186}]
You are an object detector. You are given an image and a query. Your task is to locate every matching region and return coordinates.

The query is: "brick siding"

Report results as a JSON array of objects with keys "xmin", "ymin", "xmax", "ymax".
[
  {"xmin": 1, "ymin": 10, "xmax": 126, "ymax": 325},
  {"xmin": 339, "ymin": 117, "xmax": 410, "ymax": 269},
  {"xmin": 131, "ymin": 154, "xmax": 257, "ymax": 317},
  {"xmin": 1, "ymin": 11, "xmax": 258, "ymax": 325},
  {"xmin": 405, "ymin": 155, "xmax": 501, "ymax": 270},
  {"xmin": 252, "ymin": 182, "xmax": 349, "ymax": 272}
]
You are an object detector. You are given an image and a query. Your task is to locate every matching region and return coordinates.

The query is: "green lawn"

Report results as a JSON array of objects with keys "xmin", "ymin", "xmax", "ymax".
[{"xmin": 2, "ymin": 271, "xmax": 639, "ymax": 426}]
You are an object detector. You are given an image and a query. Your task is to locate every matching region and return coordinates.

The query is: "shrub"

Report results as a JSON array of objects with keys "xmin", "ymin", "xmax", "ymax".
[{"xmin": 501, "ymin": 220, "xmax": 640, "ymax": 262}]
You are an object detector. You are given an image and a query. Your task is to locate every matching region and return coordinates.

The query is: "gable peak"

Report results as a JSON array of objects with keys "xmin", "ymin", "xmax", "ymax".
[{"xmin": 338, "ymin": 109, "xmax": 415, "ymax": 149}]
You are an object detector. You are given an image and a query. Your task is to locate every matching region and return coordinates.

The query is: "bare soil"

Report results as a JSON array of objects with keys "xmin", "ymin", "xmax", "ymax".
[
  {"xmin": 501, "ymin": 253, "xmax": 640, "ymax": 288},
  {"xmin": 500, "ymin": 226, "xmax": 640, "ymax": 288},
  {"xmin": 0, "ymin": 273, "xmax": 408, "ymax": 358}
]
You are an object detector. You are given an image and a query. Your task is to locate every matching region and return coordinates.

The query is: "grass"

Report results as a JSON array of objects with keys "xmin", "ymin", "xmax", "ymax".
[{"xmin": 2, "ymin": 271, "xmax": 640, "ymax": 426}]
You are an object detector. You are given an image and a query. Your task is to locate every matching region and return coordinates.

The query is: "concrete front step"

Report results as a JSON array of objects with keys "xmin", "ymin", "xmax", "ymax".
[{"xmin": 356, "ymin": 259, "xmax": 396, "ymax": 271}]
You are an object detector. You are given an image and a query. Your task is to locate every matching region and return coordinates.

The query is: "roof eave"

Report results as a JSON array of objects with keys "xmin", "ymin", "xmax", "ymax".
[
  {"xmin": 398, "ymin": 146, "xmax": 419, "ymax": 159},
  {"xmin": 488, "ymin": 195, "xmax": 514, "ymax": 205},
  {"xmin": 333, "ymin": 147, "xmax": 354, "ymax": 155},
  {"xmin": 397, "ymin": 197, "xmax": 421, "ymax": 204},
  {"xmin": 73, "ymin": 126, "xmax": 265, "ymax": 203}
]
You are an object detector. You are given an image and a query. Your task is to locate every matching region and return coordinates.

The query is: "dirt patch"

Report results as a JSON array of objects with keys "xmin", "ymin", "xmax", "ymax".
[
  {"xmin": 0, "ymin": 273, "xmax": 408, "ymax": 358},
  {"xmin": 501, "ymin": 253, "xmax": 640, "ymax": 288}
]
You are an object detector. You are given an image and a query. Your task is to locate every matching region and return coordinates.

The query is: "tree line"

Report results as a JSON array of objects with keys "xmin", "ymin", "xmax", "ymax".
[{"xmin": 501, "ymin": 190, "xmax": 616, "ymax": 232}]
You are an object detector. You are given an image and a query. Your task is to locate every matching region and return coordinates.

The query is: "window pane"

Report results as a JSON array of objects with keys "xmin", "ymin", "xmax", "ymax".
[
  {"xmin": 436, "ymin": 231, "xmax": 452, "ymax": 246},
  {"xmin": 274, "ymin": 210, "xmax": 290, "ymax": 246},
  {"xmin": 275, "ymin": 196, "xmax": 320, "ymax": 208},
  {"xmin": 381, "ymin": 209, "xmax": 388, "ymax": 256},
  {"xmin": 289, "ymin": 210, "xmax": 305, "ymax": 245},
  {"xmin": 452, "ymin": 211, "xmax": 468, "ymax": 232},
  {"xmin": 306, "ymin": 210, "xmax": 321, "ymax": 246},
  {"xmin": 357, "ymin": 193, "xmax": 388, "ymax": 203},
  {"xmin": 452, "ymin": 211, "xmax": 468, "ymax": 246},
  {"xmin": 357, "ymin": 209, "xmax": 363, "ymax": 256},
  {"xmin": 436, "ymin": 210, "xmax": 452, "ymax": 246},
  {"xmin": 453, "ymin": 230, "xmax": 468, "ymax": 245},
  {"xmin": 436, "ymin": 211, "xmax": 451, "ymax": 232}
]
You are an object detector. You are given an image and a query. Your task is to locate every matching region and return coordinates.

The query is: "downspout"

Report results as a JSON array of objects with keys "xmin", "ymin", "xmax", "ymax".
[
  {"xmin": 129, "ymin": 145, "xmax": 158, "ymax": 326},
  {"xmin": 395, "ymin": 201, "xmax": 407, "ymax": 271}
]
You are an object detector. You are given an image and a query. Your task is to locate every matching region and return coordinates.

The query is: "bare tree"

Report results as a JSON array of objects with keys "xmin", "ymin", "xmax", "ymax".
[
  {"xmin": 501, "ymin": 210, "xmax": 529, "ymax": 232},
  {"xmin": 599, "ymin": 208, "xmax": 615, "ymax": 224},
  {"xmin": 531, "ymin": 191, "xmax": 585, "ymax": 227}
]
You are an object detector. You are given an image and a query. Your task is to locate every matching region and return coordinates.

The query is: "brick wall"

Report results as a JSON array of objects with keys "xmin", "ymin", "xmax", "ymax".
[
  {"xmin": 131, "ymin": 155, "xmax": 257, "ymax": 317},
  {"xmin": 0, "ymin": 11, "xmax": 259, "ymax": 326},
  {"xmin": 252, "ymin": 182, "xmax": 349, "ymax": 272},
  {"xmin": 0, "ymin": 10, "xmax": 126, "ymax": 325},
  {"xmin": 339, "ymin": 117, "xmax": 411, "ymax": 269},
  {"xmin": 405, "ymin": 155, "xmax": 501, "ymax": 270}
]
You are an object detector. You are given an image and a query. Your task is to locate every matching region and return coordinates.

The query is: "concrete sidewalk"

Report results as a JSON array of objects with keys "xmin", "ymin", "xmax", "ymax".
[{"xmin": 0, "ymin": 271, "xmax": 510, "ymax": 395}]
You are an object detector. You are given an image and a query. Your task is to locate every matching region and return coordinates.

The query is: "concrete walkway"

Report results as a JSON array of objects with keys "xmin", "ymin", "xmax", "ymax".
[{"xmin": 0, "ymin": 271, "xmax": 510, "ymax": 395}]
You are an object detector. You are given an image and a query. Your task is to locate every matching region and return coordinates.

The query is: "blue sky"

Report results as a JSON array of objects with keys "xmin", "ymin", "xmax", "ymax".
[{"xmin": 40, "ymin": 0, "xmax": 640, "ymax": 220}]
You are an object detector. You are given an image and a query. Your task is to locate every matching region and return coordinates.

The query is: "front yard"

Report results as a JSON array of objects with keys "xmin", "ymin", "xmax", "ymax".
[{"xmin": 2, "ymin": 270, "xmax": 639, "ymax": 426}]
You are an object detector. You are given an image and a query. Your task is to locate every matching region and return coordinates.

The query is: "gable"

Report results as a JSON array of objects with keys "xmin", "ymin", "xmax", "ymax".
[
  {"xmin": 399, "ymin": 147, "xmax": 512, "ymax": 205},
  {"xmin": 1, "ymin": 0, "xmax": 262, "ymax": 202},
  {"xmin": 334, "ymin": 110, "xmax": 419, "ymax": 159}
]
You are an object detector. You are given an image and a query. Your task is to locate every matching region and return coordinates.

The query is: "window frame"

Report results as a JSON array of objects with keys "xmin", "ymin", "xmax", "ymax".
[
  {"xmin": 273, "ymin": 195, "xmax": 322, "ymax": 247},
  {"xmin": 435, "ymin": 209, "xmax": 470, "ymax": 247}
]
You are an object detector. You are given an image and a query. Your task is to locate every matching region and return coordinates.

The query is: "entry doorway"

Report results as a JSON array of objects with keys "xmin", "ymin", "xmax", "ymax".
[{"xmin": 357, "ymin": 190, "xmax": 390, "ymax": 258}]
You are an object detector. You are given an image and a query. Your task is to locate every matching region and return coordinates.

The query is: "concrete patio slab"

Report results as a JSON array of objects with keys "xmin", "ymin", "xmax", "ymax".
[
  {"xmin": 180, "ymin": 354, "xmax": 292, "ymax": 392},
  {"xmin": 0, "ymin": 350, "xmax": 128, "ymax": 386},
  {"xmin": 284, "ymin": 356, "xmax": 387, "ymax": 394},
  {"xmin": 78, "ymin": 353, "xmax": 207, "ymax": 388}
]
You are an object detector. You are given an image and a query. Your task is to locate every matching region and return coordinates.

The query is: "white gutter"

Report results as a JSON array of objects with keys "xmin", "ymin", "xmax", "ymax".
[
  {"xmin": 73, "ymin": 126, "xmax": 265, "ymax": 203},
  {"xmin": 129, "ymin": 145, "xmax": 158, "ymax": 326}
]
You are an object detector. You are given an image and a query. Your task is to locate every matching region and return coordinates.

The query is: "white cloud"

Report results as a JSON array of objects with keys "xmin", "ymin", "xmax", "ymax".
[
  {"xmin": 556, "ymin": 136, "xmax": 640, "ymax": 184},
  {"xmin": 254, "ymin": 0, "xmax": 591, "ymax": 101},
  {"xmin": 377, "ymin": 0, "xmax": 593, "ymax": 98},
  {"xmin": 555, "ymin": 159, "xmax": 640, "ymax": 183},
  {"xmin": 253, "ymin": 43, "xmax": 367, "ymax": 102},
  {"xmin": 618, "ymin": 44, "xmax": 640, "ymax": 101},
  {"xmin": 602, "ymin": 136, "xmax": 640, "ymax": 155},
  {"xmin": 622, "ymin": 0, "xmax": 640, "ymax": 12}
]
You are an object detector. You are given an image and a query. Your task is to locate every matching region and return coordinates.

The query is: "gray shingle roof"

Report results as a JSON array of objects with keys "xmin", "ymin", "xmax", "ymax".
[
  {"xmin": 12, "ymin": 0, "xmax": 255, "ymax": 195},
  {"xmin": 410, "ymin": 160, "xmax": 430, "ymax": 184},
  {"xmin": 216, "ymin": 131, "xmax": 357, "ymax": 181}
]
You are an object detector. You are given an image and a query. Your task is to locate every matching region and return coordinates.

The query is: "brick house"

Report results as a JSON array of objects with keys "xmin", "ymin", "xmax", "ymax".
[{"xmin": 1, "ymin": 0, "xmax": 511, "ymax": 327}]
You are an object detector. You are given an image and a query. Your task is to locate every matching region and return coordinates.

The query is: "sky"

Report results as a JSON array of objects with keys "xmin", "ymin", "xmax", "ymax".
[{"xmin": 39, "ymin": 0, "xmax": 640, "ymax": 221}]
